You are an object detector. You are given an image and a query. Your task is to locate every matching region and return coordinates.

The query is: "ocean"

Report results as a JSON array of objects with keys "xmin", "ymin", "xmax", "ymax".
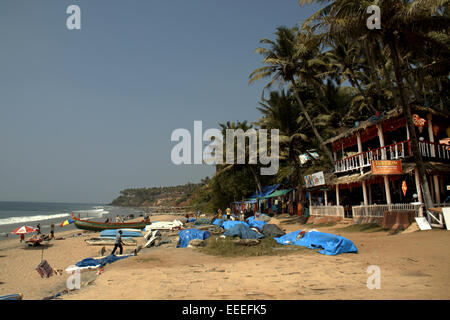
[{"xmin": 0, "ymin": 201, "xmax": 147, "ymax": 240}]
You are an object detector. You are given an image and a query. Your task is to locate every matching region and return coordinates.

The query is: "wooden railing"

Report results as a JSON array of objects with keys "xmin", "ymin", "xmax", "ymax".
[
  {"xmin": 310, "ymin": 205, "xmax": 345, "ymax": 217},
  {"xmin": 352, "ymin": 203, "xmax": 421, "ymax": 219},
  {"xmin": 334, "ymin": 140, "xmax": 450, "ymax": 173}
]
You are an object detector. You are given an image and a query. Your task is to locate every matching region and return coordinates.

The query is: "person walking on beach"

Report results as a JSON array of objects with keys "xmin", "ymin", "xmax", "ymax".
[
  {"xmin": 50, "ymin": 224, "xmax": 55, "ymax": 240},
  {"xmin": 36, "ymin": 224, "xmax": 41, "ymax": 235},
  {"xmin": 111, "ymin": 230, "xmax": 124, "ymax": 255}
]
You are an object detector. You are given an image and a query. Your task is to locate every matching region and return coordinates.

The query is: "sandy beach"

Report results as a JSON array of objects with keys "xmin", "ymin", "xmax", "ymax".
[{"xmin": 1, "ymin": 214, "xmax": 449, "ymax": 300}]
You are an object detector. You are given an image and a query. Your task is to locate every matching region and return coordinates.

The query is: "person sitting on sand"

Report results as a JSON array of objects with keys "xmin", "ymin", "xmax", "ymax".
[
  {"xmin": 115, "ymin": 215, "xmax": 120, "ymax": 223},
  {"xmin": 111, "ymin": 230, "xmax": 124, "ymax": 255},
  {"xmin": 50, "ymin": 224, "xmax": 55, "ymax": 240},
  {"xmin": 226, "ymin": 208, "xmax": 231, "ymax": 220}
]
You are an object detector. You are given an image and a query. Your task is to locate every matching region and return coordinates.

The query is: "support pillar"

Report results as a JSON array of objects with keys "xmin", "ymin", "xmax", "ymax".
[
  {"xmin": 384, "ymin": 176, "xmax": 392, "ymax": 205},
  {"xmin": 324, "ymin": 190, "xmax": 328, "ymax": 206},
  {"xmin": 336, "ymin": 184, "xmax": 340, "ymax": 206},
  {"xmin": 433, "ymin": 175, "xmax": 440, "ymax": 204},
  {"xmin": 414, "ymin": 167, "xmax": 424, "ymax": 217},
  {"xmin": 362, "ymin": 181, "xmax": 369, "ymax": 205},
  {"xmin": 357, "ymin": 132, "xmax": 363, "ymax": 171},
  {"xmin": 427, "ymin": 113, "xmax": 435, "ymax": 157},
  {"xmin": 368, "ymin": 183, "xmax": 372, "ymax": 205}
]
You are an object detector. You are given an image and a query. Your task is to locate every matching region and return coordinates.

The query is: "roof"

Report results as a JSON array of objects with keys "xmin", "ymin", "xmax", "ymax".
[
  {"xmin": 260, "ymin": 188, "xmax": 294, "ymax": 199},
  {"xmin": 324, "ymin": 106, "xmax": 450, "ymax": 145},
  {"xmin": 249, "ymin": 184, "xmax": 280, "ymax": 198}
]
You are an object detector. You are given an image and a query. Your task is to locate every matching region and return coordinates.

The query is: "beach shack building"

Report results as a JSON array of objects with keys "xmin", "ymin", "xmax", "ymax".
[
  {"xmin": 305, "ymin": 106, "xmax": 450, "ymax": 228},
  {"xmin": 232, "ymin": 184, "xmax": 297, "ymax": 216}
]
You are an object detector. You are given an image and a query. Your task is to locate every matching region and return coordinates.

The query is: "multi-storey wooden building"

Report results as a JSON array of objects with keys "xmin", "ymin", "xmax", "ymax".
[{"xmin": 306, "ymin": 106, "xmax": 450, "ymax": 227}]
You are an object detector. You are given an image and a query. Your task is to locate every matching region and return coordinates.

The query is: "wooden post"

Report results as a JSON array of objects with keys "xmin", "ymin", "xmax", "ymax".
[
  {"xmin": 368, "ymin": 183, "xmax": 372, "ymax": 205},
  {"xmin": 357, "ymin": 132, "xmax": 363, "ymax": 172},
  {"xmin": 384, "ymin": 176, "xmax": 392, "ymax": 205},
  {"xmin": 362, "ymin": 181, "xmax": 368, "ymax": 205},
  {"xmin": 336, "ymin": 184, "xmax": 340, "ymax": 206},
  {"xmin": 427, "ymin": 113, "xmax": 435, "ymax": 157},
  {"xmin": 378, "ymin": 124, "xmax": 392, "ymax": 205},
  {"xmin": 324, "ymin": 190, "xmax": 328, "ymax": 206},
  {"xmin": 308, "ymin": 192, "xmax": 312, "ymax": 207},
  {"xmin": 377, "ymin": 124, "xmax": 386, "ymax": 159},
  {"xmin": 414, "ymin": 167, "xmax": 424, "ymax": 217},
  {"xmin": 433, "ymin": 175, "xmax": 441, "ymax": 204}
]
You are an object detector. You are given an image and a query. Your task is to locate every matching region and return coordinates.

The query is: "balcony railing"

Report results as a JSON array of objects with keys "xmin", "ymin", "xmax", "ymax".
[{"xmin": 334, "ymin": 140, "xmax": 450, "ymax": 173}]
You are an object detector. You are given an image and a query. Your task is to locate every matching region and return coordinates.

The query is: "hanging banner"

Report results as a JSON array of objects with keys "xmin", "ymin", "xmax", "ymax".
[
  {"xmin": 371, "ymin": 160, "xmax": 402, "ymax": 175},
  {"xmin": 304, "ymin": 171, "xmax": 325, "ymax": 188}
]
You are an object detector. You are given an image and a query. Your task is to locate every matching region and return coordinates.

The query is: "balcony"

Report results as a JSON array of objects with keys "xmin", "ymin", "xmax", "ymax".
[{"xmin": 334, "ymin": 140, "xmax": 450, "ymax": 173}]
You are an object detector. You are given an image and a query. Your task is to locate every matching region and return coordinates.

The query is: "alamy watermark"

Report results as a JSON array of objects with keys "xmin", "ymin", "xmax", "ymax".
[
  {"xmin": 66, "ymin": 267, "xmax": 81, "ymax": 290},
  {"xmin": 367, "ymin": 5, "xmax": 381, "ymax": 30},
  {"xmin": 66, "ymin": 5, "xmax": 81, "ymax": 30},
  {"xmin": 366, "ymin": 265, "xmax": 381, "ymax": 289},
  {"xmin": 170, "ymin": 121, "xmax": 279, "ymax": 175}
]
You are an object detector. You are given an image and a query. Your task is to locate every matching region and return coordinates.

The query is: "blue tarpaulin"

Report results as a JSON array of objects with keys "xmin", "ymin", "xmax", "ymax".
[
  {"xmin": 75, "ymin": 254, "xmax": 131, "ymax": 268},
  {"xmin": 221, "ymin": 221, "xmax": 247, "ymax": 230},
  {"xmin": 212, "ymin": 218, "xmax": 224, "ymax": 226},
  {"xmin": 177, "ymin": 229, "xmax": 210, "ymax": 248},
  {"xmin": 223, "ymin": 224, "xmax": 263, "ymax": 239},
  {"xmin": 249, "ymin": 184, "xmax": 280, "ymax": 199},
  {"xmin": 246, "ymin": 219, "xmax": 266, "ymax": 231},
  {"xmin": 274, "ymin": 230, "xmax": 358, "ymax": 255}
]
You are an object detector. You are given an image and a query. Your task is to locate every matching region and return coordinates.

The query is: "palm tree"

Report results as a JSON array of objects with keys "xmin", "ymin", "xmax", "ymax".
[
  {"xmin": 249, "ymin": 26, "xmax": 335, "ymax": 163},
  {"xmin": 217, "ymin": 120, "xmax": 263, "ymax": 193}
]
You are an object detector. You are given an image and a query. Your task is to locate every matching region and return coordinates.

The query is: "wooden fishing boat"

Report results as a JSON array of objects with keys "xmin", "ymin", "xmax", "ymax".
[{"xmin": 72, "ymin": 213, "xmax": 150, "ymax": 232}]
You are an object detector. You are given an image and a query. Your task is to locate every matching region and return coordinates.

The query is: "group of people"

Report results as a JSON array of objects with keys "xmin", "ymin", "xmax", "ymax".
[
  {"xmin": 213, "ymin": 208, "xmax": 248, "ymax": 222},
  {"xmin": 20, "ymin": 223, "xmax": 55, "ymax": 245}
]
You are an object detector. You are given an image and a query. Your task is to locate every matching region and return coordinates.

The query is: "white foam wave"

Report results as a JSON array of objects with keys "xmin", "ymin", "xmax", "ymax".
[
  {"xmin": 0, "ymin": 213, "xmax": 71, "ymax": 226},
  {"xmin": 73, "ymin": 208, "xmax": 109, "ymax": 218}
]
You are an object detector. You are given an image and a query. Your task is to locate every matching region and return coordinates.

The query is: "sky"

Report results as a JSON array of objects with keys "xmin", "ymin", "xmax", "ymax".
[{"xmin": 0, "ymin": 0, "xmax": 321, "ymax": 204}]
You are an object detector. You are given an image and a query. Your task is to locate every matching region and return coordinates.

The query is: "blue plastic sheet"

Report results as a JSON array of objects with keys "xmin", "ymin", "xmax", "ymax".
[
  {"xmin": 221, "ymin": 221, "xmax": 248, "ymax": 230},
  {"xmin": 274, "ymin": 230, "xmax": 358, "ymax": 255},
  {"xmin": 75, "ymin": 254, "xmax": 131, "ymax": 268},
  {"xmin": 177, "ymin": 229, "xmax": 210, "ymax": 248},
  {"xmin": 212, "ymin": 218, "xmax": 224, "ymax": 226},
  {"xmin": 247, "ymin": 219, "xmax": 266, "ymax": 231},
  {"xmin": 223, "ymin": 224, "xmax": 263, "ymax": 239}
]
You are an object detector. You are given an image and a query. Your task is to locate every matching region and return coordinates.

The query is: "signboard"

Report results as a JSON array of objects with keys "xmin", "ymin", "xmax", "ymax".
[
  {"xmin": 415, "ymin": 217, "xmax": 432, "ymax": 231},
  {"xmin": 304, "ymin": 171, "xmax": 325, "ymax": 188},
  {"xmin": 371, "ymin": 160, "xmax": 402, "ymax": 175}
]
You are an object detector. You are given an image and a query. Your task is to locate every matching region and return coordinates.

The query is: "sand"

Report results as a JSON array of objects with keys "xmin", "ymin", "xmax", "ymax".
[{"xmin": 1, "ymin": 214, "xmax": 449, "ymax": 300}]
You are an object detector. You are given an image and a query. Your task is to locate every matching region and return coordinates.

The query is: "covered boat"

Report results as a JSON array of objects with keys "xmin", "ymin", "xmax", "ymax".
[{"xmin": 72, "ymin": 213, "xmax": 150, "ymax": 232}]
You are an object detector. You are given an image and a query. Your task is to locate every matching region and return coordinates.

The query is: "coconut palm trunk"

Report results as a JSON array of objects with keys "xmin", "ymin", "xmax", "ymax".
[
  {"xmin": 290, "ymin": 77, "xmax": 334, "ymax": 163},
  {"xmin": 389, "ymin": 40, "xmax": 434, "ymax": 209},
  {"xmin": 249, "ymin": 165, "xmax": 263, "ymax": 194}
]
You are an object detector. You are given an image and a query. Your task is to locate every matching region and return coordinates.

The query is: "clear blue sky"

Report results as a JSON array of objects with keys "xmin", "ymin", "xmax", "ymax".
[{"xmin": 0, "ymin": 0, "xmax": 321, "ymax": 203}]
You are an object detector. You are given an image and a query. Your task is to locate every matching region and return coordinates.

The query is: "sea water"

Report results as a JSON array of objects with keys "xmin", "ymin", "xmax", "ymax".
[{"xmin": 0, "ymin": 201, "xmax": 146, "ymax": 240}]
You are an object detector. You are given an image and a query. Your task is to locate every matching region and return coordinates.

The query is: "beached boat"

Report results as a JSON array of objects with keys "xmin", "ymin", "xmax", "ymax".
[
  {"xmin": 85, "ymin": 238, "xmax": 137, "ymax": 246},
  {"xmin": 72, "ymin": 213, "xmax": 150, "ymax": 232}
]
